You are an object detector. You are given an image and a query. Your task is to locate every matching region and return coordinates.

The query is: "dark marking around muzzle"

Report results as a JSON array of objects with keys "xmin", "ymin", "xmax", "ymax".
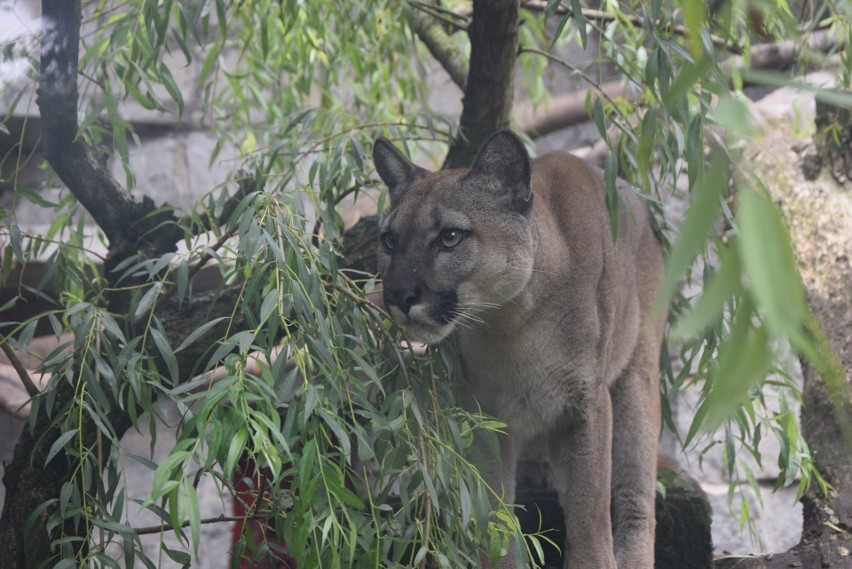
[{"xmin": 384, "ymin": 286, "xmax": 422, "ymax": 315}]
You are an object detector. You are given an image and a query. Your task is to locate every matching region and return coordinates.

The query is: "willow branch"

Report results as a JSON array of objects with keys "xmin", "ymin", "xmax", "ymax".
[
  {"xmin": 515, "ymin": 29, "xmax": 843, "ymax": 140},
  {"xmin": 522, "ymin": 0, "xmax": 741, "ymax": 54}
]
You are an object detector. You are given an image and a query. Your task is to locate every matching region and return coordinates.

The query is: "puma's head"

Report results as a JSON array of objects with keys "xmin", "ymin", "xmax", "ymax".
[{"xmin": 373, "ymin": 130, "xmax": 535, "ymax": 344}]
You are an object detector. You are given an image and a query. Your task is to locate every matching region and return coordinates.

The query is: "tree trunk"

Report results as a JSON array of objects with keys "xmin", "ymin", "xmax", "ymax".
[{"xmin": 442, "ymin": 0, "xmax": 520, "ymax": 169}]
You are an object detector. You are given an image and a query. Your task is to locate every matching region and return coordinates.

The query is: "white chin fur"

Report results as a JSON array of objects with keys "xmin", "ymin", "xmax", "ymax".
[{"xmin": 388, "ymin": 305, "xmax": 455, "ymax": 344}]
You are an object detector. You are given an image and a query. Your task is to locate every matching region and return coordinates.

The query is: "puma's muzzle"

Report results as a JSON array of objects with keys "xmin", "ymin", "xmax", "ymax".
[{"xmin": 383, "ymin": 286, "xmax": 459, "ymax": 343}]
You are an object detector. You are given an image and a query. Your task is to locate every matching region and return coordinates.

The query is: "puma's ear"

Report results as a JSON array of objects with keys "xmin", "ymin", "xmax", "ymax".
[
  {"xmin": 467, "ymin": 130, "xmax": 532, "ymax": 213},
  {"xmin": 372, "ymin": 137, "xmax": 427, "ymax": 204}
]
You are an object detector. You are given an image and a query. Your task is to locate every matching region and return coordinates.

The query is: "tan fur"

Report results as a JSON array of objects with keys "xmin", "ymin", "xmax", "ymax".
[{"xmin": 373, "ymin": 131, "xmax": 664, "ymax": 568}]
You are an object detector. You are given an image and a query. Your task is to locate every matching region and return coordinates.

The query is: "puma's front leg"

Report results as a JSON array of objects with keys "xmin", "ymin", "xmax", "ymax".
[{"xmin": 548, "ymin": 386, "xmax": 616, "ymax": 569}]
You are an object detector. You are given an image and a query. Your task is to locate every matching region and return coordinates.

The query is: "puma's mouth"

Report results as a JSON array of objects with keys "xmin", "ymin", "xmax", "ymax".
[
  {"xmin": 383, "ymin": 290, "xmax": 460, "ymax": 344},
  {"xmin": 387, "ymin": 305, "xmax": 456, "ymax": 344}
]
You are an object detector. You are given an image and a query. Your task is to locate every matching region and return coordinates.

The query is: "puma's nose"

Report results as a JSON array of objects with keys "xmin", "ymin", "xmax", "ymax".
[{"xmin": 385, "ymin": 287, "xmax": 421, "ymax": 315}]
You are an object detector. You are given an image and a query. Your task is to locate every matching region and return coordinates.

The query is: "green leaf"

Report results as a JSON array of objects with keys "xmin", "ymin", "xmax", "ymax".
[
  {"xmin": 672, "ymin": 244, "xmax": 742, "ymax": 339},
  {"xmin": 637, "ymin": 108, "xmax": 657, "ymax": 185},
  {"xmin": 184, "ymin": 477, "xmax": 201, "ymax": 554},
  {"xmin": 716, "ymin": 95, "xmax": 750, "ymax": 135},
  {"xmin": 703, "ymin": 303, "xmax": 773, "ymax": 429},
  {"xmin": 591, "ymin": 97, "xmax": 608, "ymax": 142},
  {"xmin": 9, "ymin": 225, "xmax": 24, "ymax": 262},
  {"xmin": 200, "ymin": 39, "xmax": 223, "ymax": 85},
  {"xmin": 459, "ymin": 479, "xmax": 472, "ymax": 528},
  {"xmin": 150, "ymin": 326, "xmax": 178, "ymax": 385},
  {"xmin": 150, "ymin": 449, "xmax": 190, "ymax": 501},
  {"xmin": 685, "ymin": 114, "xmax": 704, "ymax": 190},
  {"xmin": 45, "ymin": 429, "xmax": 78, "ymax": 466},
  {"xmin": 570, "ymin": 0, "xmax": 587, "ymax": 48},
  {"xmin": 742, "ymin": 71, "xmax": 852, "ymax": 109},
  {"xmin": 604, "ymin": 152, "xmax": 620, "ymax": 242},
  {"xmin": 659, "ymin": 151, "xmax": 728, "ymax": 309},
  {"xmin": 736, "ymin": 190, "xmax": 807, "ymax": 341},
  {"xmin": 225, "ymin": 426, "xmax": 249, "ymax": 476},
  {"xmin": 163, "ymin": 543, "xmax": 191, "ymax": 565},
  {"xmin": 542, "ymin": 0, "xmax": 563, "ymax": 20},
  {"xmin": 176, "ymin": 261, "xmax": 189, "ymax": 303},
  {"xmin": 99, "ymin": 312, "xmax": 126, "ymax": 343},
  {"xmin": 174, "ymin": 317, "xmax": 228, "ymax": 352},
  {"xmin": 681, "ymin": 0, "xmax": 707, "ymax": 57},
  {"xmin": 160, "ymin": 65, "xmax": 184, "ymax": 118},
  {"xmin": 134, "ymin": 282, "xmax": 163, "ymax": 322},
  {"xmin": 664, "ymin": 56, "xmax": 711, "ymax": 110}
]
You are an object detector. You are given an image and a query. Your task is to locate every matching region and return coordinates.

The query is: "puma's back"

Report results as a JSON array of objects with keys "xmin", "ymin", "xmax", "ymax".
[{"xmin": 373, "ymin": 130, "xmax": 663, "ymax": 569}]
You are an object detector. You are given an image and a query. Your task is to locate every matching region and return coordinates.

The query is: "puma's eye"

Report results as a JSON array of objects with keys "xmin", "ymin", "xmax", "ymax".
[
  {"xmin": 439, "ymin": 229, "xmax": 464, "ymax": 248},
  {"xmin": 381, "ymin": 232, "xmax": 397, "ymax": 251}
]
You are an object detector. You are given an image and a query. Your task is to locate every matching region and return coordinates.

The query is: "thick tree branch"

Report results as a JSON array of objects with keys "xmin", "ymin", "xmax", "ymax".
[
  {"xmin": 724, "ymin": 29, "xmax": 840, "ymax": 77},
  {"xmin": 409, "ymin": 1, "xmax": 469, "ymax": 91},
  {"xmin": 38, "ymin": 0, "xmax": 182, "ymax": 261},
  {"xmin": 443, "ymin": 0, "xmax": 520, "ymax": 168}
]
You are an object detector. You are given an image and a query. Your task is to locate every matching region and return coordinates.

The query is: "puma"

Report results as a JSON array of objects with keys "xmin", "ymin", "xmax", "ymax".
[{"xmin": 373, "ymin": 130, "xmax": 664, "ymax": 569}]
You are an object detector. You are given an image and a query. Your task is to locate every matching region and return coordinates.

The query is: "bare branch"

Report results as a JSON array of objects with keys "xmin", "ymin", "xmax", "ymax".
[
  {"xmin": 133, "ymin": 514, "xmax": 263, "ymax": 536},
  {"xmin": 723, "ymin": 29, "xmax": 840, "ymax": 77},
  {"xmin": 0, "ymin": 333, "xmax": 39, "ymax": 398}
]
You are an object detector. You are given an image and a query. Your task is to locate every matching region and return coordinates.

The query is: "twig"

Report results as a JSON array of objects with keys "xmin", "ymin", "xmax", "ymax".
[
  {"xmin": 0, "ymin": 332, "xmax": 40, "ymax": 397},
  {"xmin": 521, "ymin": 0, "xmax": 742, "ymax": 54},
  {"xmin": 518, "ymin": 47, "xmax": 632, "ymax": 125},
  {"xmin": 333, "ymin": 278, "xmax": 412, "ymax": 387},
  {"xmin": 409, "ymin": 0, "xmax": 469, "ymax": 31},
  {"xmin": 133, "ymin": 514, "xmax": 263, "ymax": 536}
]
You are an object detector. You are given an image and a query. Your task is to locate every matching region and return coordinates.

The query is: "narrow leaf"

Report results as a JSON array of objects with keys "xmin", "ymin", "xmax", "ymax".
[
  {"xmin": 174, "ymin": 317, "xmax": 228, "ymax": 352},
  {"xmin": 134, "ymin": 282, "xmax": 163, "ymax": 322},
  {"xmin": 737, "ymin": 190, "xmax": 807, "ymax": 341},
  {"xmin": 46, "ymin": 429, "xmax": 79, "ymax": 466},
  {"xmin": 672, "ymin": 244, "xmax": 742, "ymax": 339},
  {"xmin": 659, "ymin": 151, "xmax": 728, "ymax": 309}
]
